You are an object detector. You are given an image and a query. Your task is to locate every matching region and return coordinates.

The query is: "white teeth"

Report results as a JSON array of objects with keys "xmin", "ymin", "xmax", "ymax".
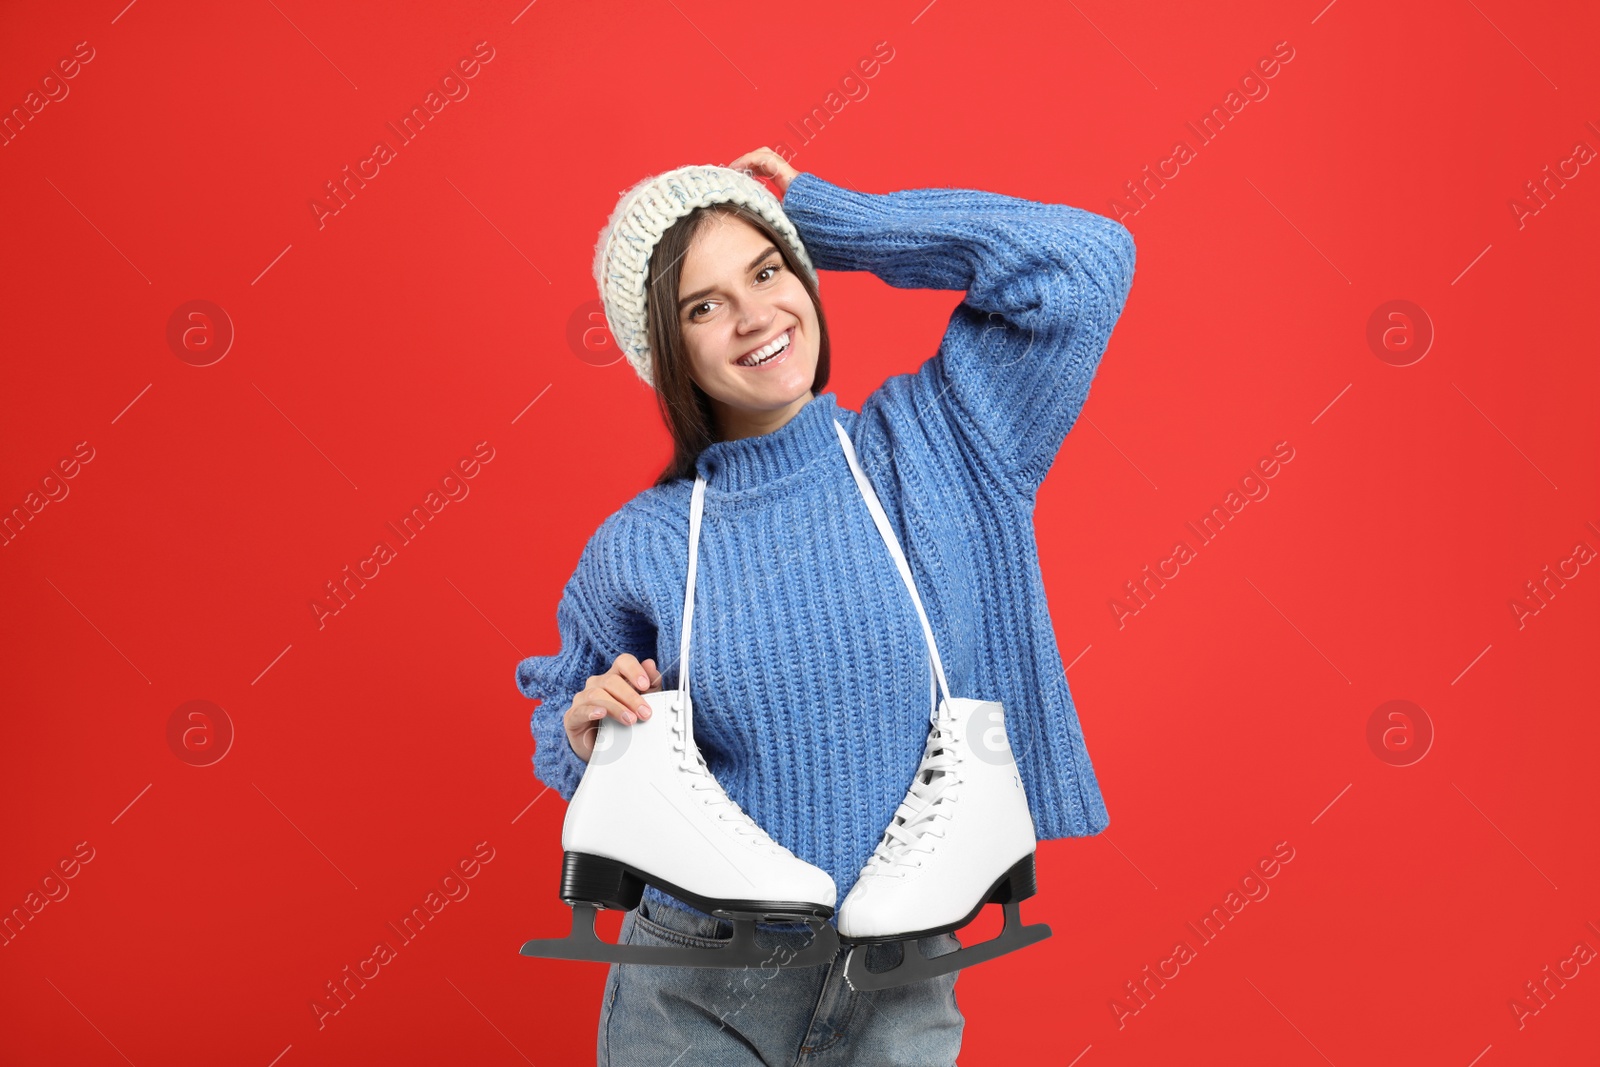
[{"xmin": 738, "ymin": 329, "xmax": 791, "ymax": 367}]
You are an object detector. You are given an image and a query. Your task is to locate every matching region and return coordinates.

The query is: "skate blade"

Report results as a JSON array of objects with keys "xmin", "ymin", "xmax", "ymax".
[
  {"xmin": 840, "ymin": 901, "xmax": 1052, "ymax": 992},
  {"xmin": 520, "ymin": 903, "xmax": 840, "ymax": 969}
]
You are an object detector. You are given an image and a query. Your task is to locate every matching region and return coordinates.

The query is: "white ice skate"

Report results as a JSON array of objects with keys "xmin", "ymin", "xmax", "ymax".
[
  {"xmin": 829, "ymin": 420, "xmax": 1052, "ymax": 992},
  {"xmin": 520, "ymin": 475, "xmax": 840, "ymax": 969}
]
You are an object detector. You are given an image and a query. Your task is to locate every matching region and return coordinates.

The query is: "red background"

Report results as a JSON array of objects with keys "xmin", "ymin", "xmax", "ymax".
[{"xmin": 2, "ymin": 0, "xmax": 1597, "ymax": 1063}]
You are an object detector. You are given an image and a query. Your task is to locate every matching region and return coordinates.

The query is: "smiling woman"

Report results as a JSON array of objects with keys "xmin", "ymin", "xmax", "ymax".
[
  {"xmin": 525, "ymin": 147, "xmax": 1136, "ymax": 1065},
  {"xmin": 591, "ymin": 160, "xmax": 833, "ymax": 484}
]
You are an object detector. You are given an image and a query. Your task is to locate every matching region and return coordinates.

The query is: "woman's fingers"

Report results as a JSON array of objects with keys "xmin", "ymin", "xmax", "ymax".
[
  {"xmin": 727, "ymin": 146, "xmax": 798, "ymax": 197},
  {"xmin": 570, "ymin": 685, "xmax": 638, "ymax": 729},
  {"xmin": 563, "ymin": 653, "xmax": 666, "ymax": 763},
  {"xmin": 563, "ymin": 702, "xmax": 599, "ymax": 762},
  {"xmin": 562, "ymin": 689, "xmax": 633, "ymax": 762},
  {"xmin": 611, "ymin": 652, "xmax": 655, "ymax": 691},
  {"xmin": 596, "ymin": 673, "xmax": 653, "ymax": 723},
  {"xmin": 638, "ymin": 657, "xmax": 663, "ymax": 692}
]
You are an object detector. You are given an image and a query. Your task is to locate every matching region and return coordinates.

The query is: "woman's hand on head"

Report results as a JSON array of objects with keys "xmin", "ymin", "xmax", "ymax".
[
  {"xmin": 727, "ymin": 147, "xmax": 800, "ymax": 198},
  {"xmin": 563, "ymin": 654, "xmax": 663, "ymax": 763}
]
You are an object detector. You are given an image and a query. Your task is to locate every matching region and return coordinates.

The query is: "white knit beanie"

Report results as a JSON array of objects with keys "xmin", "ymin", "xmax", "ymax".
[{"xmin": 592, "ymin": 164, "xmax": 818, "ymax": 390}]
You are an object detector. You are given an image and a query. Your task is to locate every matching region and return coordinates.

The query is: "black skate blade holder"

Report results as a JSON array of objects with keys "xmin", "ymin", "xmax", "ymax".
[
  {"xmin": 520, "ymin": 903, "xmax": 841, "ymax": 968},
  {"xmin": 839, "ymin": 853, "xmax": 1054, "ymax": 992},
  {"xmin": 841, "ymin": 899, "xmax": 1051, "ymax": 992}
]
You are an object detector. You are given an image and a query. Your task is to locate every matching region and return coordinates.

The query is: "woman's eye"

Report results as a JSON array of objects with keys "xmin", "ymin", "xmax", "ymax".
[{"xmin": 687, "ymin": 264, "xmax": 779, "ymax": 321}]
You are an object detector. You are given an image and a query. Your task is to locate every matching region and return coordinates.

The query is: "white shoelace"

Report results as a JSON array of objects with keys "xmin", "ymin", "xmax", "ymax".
[
  {"xmin": 669, "ymin": 700, "xmax": 789, "ymax": 855},
  {"xmin": 863, "ymin": 712, "xmax": 962, "ymax": 874}
]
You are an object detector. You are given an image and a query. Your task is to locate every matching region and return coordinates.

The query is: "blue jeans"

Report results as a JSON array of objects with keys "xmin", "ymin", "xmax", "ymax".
[{"xmin": 598, "ymin": 895, "xmax": 965, "ymax": 1065}]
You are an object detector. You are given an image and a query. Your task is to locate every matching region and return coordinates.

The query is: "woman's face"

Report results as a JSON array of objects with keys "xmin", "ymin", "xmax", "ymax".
[{"xmin": 675, "ymin": 212, "xmax": 820, "ymax": 438}]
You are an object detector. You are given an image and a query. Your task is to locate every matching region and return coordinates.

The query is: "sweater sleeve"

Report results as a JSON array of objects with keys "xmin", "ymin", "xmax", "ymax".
[
  {"xmin": 514, "ymin": 510, "xmax": 656, "ymax": 802},
  {"xmin": 780, "ymin": 171, "xmax": 1136, "ymax": 493}
]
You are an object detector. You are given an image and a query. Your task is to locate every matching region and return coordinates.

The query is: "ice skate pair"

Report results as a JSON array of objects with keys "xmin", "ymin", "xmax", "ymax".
[{"xmin": 519, "ymin": 421, "xmax": 1050, "ymax": 991}]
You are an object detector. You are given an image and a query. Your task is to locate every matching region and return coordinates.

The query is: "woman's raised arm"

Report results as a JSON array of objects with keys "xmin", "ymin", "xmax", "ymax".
[{"xmin": 781, "ymin": 171, "xmax": 1136, "ymax": 494}]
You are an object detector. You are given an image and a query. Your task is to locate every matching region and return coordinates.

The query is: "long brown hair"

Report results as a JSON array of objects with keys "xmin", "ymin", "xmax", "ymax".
[{"xmin": 643, "ymin": 203, "xmax": 831, "ymax": 487}]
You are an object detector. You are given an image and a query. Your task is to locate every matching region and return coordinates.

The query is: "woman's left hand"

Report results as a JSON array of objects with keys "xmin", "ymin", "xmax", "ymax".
[{"xmin": 727, "ymin": 147, "xmax": 800, "ymax": 198}]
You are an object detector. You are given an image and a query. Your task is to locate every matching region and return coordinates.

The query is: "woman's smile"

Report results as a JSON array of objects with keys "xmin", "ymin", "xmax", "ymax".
[{"xmin": 734, "ymin": 326, "xmax": 795, "ymax": 369}]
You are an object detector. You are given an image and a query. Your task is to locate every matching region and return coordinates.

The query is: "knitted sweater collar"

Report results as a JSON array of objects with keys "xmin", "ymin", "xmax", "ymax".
[{"xmin": 693, "ymin": 392, "xmax": 840, "ymax": 492}]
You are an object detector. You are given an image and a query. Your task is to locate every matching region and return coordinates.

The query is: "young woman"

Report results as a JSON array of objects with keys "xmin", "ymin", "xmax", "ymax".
[{"xmin": 516, "ymin": 146, "xmax": 1136, "ymax": 1065}]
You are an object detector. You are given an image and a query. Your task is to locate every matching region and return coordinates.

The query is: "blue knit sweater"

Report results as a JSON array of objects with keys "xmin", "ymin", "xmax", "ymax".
[{"xmin": 517, "ymin": 171, "xmax": 1136, "ymax": 924}]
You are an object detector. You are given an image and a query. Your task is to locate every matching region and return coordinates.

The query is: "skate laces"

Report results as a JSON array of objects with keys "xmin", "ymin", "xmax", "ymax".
[
  {"xmin": 669, "ymin": 698, "xmax": 788, "ymax": 855},
  {"xmin": 865, "ymin": 711, "xmax": 961, "ymax": 874}
]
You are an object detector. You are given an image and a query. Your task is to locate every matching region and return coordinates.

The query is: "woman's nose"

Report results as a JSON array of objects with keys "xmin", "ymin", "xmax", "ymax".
[{"xmin": 735, "ymin": 301, "xmax": 775, "ymax": 333}]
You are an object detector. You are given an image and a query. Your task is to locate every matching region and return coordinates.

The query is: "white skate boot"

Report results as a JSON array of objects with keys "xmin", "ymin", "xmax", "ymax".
[
  {"xmin": 521, "ymin": 476, "xmax": 839, "ymax": 969},
  {"xmin": 829, "ymin": 420, "xmax": 1052, "ymax": 992}
]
